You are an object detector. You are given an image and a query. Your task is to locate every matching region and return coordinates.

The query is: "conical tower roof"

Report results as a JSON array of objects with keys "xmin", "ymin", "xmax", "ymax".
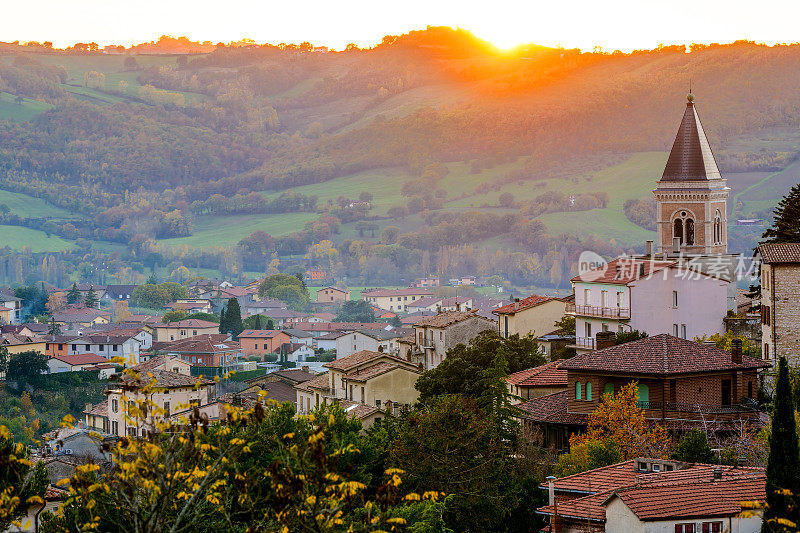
[{"xmin": 661, "ymin": 95, "xmax": 722, "ymax": 182}]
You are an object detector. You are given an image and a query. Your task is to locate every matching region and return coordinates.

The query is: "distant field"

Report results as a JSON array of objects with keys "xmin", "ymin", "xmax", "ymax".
[
  {"xmin": 0, "ymin": 92, "xmax": 52, "ymax": 121},
  {"xmin": 308, "ymin": 285, "xmax": 403, "ymax": 301},
  {"xmin": 733, "ymin": 158, "xmax": 800, "ymax": 216},
  {"xmin": 0, "ymin": 189, "xmax": 83, "ymax": 219},
  {"xmin": 262, "ymin": 168, "xmax": 411, "ymax": 216},
  {"xmin": 159, "ymin": 212, "xmax": 318, "ymax": 249},
  {"xmin": 0, "ymin": 225, "xmax": 76, "ymax": 252}
]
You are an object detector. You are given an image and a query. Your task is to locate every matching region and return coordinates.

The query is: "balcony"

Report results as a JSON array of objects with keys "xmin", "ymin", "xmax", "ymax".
[
  {"xmin": 566, "ymin": 303, "xmax": 631, "ymax": 319},
  {"xmin": 573, "ymin": 337, "xmax": 596, "ymax": 349},
  {"xmin": 637, "ymin": 401, "xmax": 758, "ymax": 415}
]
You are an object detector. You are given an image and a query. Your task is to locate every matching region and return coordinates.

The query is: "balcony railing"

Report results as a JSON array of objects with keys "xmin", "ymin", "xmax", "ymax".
[
  {"xmin": 566, "ymin": 303, "xmax": 631, "ymax": 319},
  {"xmin": 573, "ymin": 337, "xmax": 596, "ymax": 349},
  {"xmin": 636, "ymin": 401, "xmax": 758, "ymax": 415}
]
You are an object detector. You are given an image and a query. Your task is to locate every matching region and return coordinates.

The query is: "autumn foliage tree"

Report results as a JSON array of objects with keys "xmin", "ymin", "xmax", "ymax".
[{"xmin": 570, "ymin": 381, "xmax": 670, "ymax": 460}]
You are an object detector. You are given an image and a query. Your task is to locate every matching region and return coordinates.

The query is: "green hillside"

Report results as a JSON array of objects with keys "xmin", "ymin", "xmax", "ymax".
[
  {"xmin": 0, "ymin": 92, "xmax": 52, "ymax": 121},
  {"xmin": 0, "ymin": 225, "xmax": 76, "ymax": 252},
  {"xmin": 0, "ymin": 189, "xmax": 83, "ymax": 219}
]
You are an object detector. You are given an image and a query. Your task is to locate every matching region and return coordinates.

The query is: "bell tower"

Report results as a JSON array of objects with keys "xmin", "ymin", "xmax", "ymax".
[{"xmin": 654, "ymin": 93, "xmax": 729, "ymax": 255}]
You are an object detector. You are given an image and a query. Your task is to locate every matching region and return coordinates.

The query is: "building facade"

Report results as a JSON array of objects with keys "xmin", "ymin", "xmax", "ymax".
[{"xmin": 756, "ymin": 242, "xmax": 800, "ymax": 364}]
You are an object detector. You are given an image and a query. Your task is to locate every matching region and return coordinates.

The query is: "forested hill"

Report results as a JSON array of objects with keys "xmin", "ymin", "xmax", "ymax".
[{"xmin": 0, "ymin": 28, "xmax": 797, "ymax": 287}]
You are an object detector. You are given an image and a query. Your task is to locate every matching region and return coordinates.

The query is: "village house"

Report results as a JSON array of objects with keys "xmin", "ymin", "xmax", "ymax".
[
  {"xmin": 151, "ymin": 318, "xmax": 219, "ymax": 342},
  {"xmin": 0, "ymin": 332, "xmax": 47, "ymax": 355},
  {"xmin": 0, "ymin": 290, "xmax": 21, "ymax": 324},
  {"xmin": 242, "ymin": 367, "xmax": 317, "ymax": 394},
  {"xmin": 568, "ymin": 255, "xmax": 730, "ymax": 352},
  {"xmin": 493, "ymin": 294, "xmax": 569, "ymax": 339},
  {"xmin": 536, "ymin": 332, "xmax": 575, "ymax": 359},
  {"xmin": 259, "ymin": 308, "xmax": 308, "ymax": 327},
  {"xmin": 244, "ymin": 298, "xmax": 287, "ymax": 316},
  {"xmin": 755, "ymin": 242, "xmax": 800, "ymax": 364},
  {"xmin": 412, "ymin": 277, "xmax": 440, "ymax": 289},
  {"xmin": 506, "ymin": 360, "xmax": 568, "ymax": 402},
  {"xmin": 150, "ymin": 334, "xmax": 243, "ymax": 366},
  {"xmin": 293, "ymin": 372, "xmax": 386, "ymax": 429},
  {"xmin": 102, "ymin": 284, "xmax": 137, "ymax": 302},
  {"xmin": 52, "ymin": 307, "xmax": 112, "ymax": 329},
  {"xmin": 519, "ymin": 333, "xmax": 770, "ymax": 450},
  {"xmin": 238, "ymin": 329, "xmax": 291, "ymax": 358},
  {"xmin": 47, "ymin": 353, "xmax": 109, "ymax": 373},
  {"xmin": 67, "ymin": 332, "xmax": 144, "ymax": 365},
  {"xmin": 315, "ymin": 331, "xmax": 345, "ymax": 351},
  {"xmin": 44, "ymin": 335, "xmax": 72, "ymax": 358},
  {"xmin": 288, "ymin": 321, "xmax": 391, "ymax": 338},
  {"xmin": 361, "ymin": 288, "xmax": 434, "ymax": 312},
  {"xmin": 334, "ymin": 328, "xmax": 402, "ymax": 359},
  {"xmin": 405, "ymin": 296, "xmax": 474, "ymax": 314},
  {"xmin": 448, "ymin": 276, "xmax": 477, "ymax": 286},
  {"xmin": 296, "ymin": 350, "xmax": 422, "ymax": 414},
  {"xmin": 538, "ymin": 459, "xmax": 764, "ymax": 533},
  {"xmin": 75, "ymin": 284, "xmax": 107, "ymax": 306},
  {"xmin": 282, "ymin": 327, "xmax": 315, "ymax": 346},
  {"xmin": 165, "ymin": 298, "xmax": 213, "ymax": 314},
  {"xmin": 399, "ymin": 310, "xmax": 495, "ymax": 369},
  {"xmin": 316, "ymin": 286, "xmax": 350, "ymax": 304},
  {"xmin": 278, "ymin": 342, "xmax": 316, "ymax": 363}
]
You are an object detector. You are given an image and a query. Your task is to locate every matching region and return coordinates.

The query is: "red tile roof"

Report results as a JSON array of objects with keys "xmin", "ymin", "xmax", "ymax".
[
  {"xmin": 558, "ymin": 334, "xmax": 771, "ymax": 376},
  {"xmin": 50, "ymin": 353, "xmax": 109, "ymax": 366},
  {"xmin": 607, "ymin": 472, "xmax": 765, "ymax": 520},
  {"xmin": 324, "ymin": 350, "xmax": 409, "ymax": 372},
  {"xmin": 571, "ymin": 258, "xmax": 675, "ymax": 285},
  {"xmin": 506, "ymin": 360, "xmax": 568, "ymax": 387},
  {"xmin": 493, "ymin": 294, "xmax": 554, "ymax": 315},
  {"xmin": 757, "ymin": 242, "xmax": 800, "ymax": 264},
  {"xmin": 413, "ymin": 310, "xmax": 493, "ymax": 328},
  {"xmin": 290, "ymin": 322, "xmax": 387, "ymax": 332},
  {"xmin": 238, "ymin": 329, "xmax": 287, "ymax": 338},
  {"xmin": 517, "ymin": 390, "xmax": 588, "ymax": 426}
]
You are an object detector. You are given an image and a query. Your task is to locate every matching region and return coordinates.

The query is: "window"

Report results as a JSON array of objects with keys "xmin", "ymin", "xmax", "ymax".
[
  {"xmin": 361, "ymin": 387, "xmax": 365, "ymax": 403},
  {"xmin": 113, "ymin": 344, "xmax": 119, "ymax": 351},
  {"xmin": 575, "ymin": 382, "xmax": 582, "ymax": 400},
  {"xmin": 673, "ymin": 218, "xmax": 684, "ymax": 244},
  {"xmin": 685, "ymin": 218, "xmax": 695, "ymax": 245},
  {"xmin": 601, "ymin": 290, "xmax": 608, "ymax": 307},
  {"xmin": 672, "ymin": 290, "xmax": 678, "ymax": 307},
  {"xmin": 616, "ymin": 292, "xmax": 622, "ymax": 308},
  {"xmin": 583, "ymin": 288, "xmax": 591, "ymax": 305},
  {"xmin": 59, "ymin": 343, "xmax": 63, "ymax": 350},
  {"xmin": 163, "ymin": 402, "xmax": 170, "ymax": 416},
  {"xmin": 636, "ymin": 384, "xmax": 649, "ymax": 406},
  {"xmin": 722, "ymin": 379, "xmax": 731, "ymax": 406},
  {"xmin": 72, "ymin": 344, "xmax": 77, "ymax": 351},
  {"xmin": 764, "ymin": 343, "xmax": 770, "ymax": 360},
  {"xmin": 111, "ymin": 421, "xmax": 118, "ymax": 435},
  {"xmin": 98, "ymin": 345, "xmax": 104, "ymax": 351},
  {"xmin": 701, "ymin": 522, "xmax": 722, "ymax": 533},
  {"xmin": 504, "ymin": 316, "xmax": 509, "ymax": 339},
  {"xmin": 713, "ymin": 211, "xmax": 722, "ymax": 245},
  {"xmin": 85, "ymin": 344, "xmax": 90, "ymax": 350},
  {"xmin": 681, "ymin": 324, "xmax": 687, "ymax": 339},
  {"xmin": 585, "ymin": 322, "xmax": 592, "ymax": 338},
  {"xmin": 112, "ymin": 399, "xmax": 118, "ymax": 413},
  {"xmin": 673, "ymin": 324, "xmax": 679, "ymax": 336},
  {"xmin": 604, "ymin": 383, "xmax": 614, "ymax": 396},
  {"xmin": 675, "ymin": 524, "xmax": 696, "ymax": 533},
  {"xmin": 585, "ymin": 382, "xmax": 592, "ymax": 401},
  {"xmin": 375, "ymin": 399, "xmax": 381, "ymax": 408}
]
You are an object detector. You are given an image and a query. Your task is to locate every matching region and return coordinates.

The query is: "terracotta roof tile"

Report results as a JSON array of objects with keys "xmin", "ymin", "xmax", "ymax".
[
  {"xmin": 155, "ymin": 319, "xmax": 218, "ymax": 329},
  {"xmin": 506, "ymin": 360, "xmax": 567, "ymax": 387},
  {"xmin": 494, "ymin": 294, "xmax": 554, "ymax": 315},
  {"xmin": 757, "ymin": 242, "xmax": 800, "ymax": 264},
  {"xmin": 571, "ymin": 258, "xmax": 675, "ymax": 285},
  {"xmin": 413, "ymin": 310, "xmax": 493, "ymax": 328},
  {"xmin": 118, "ymin": 369, "xmax": 213, "ymax": 389},
  {"xmin": 339, "ymin": 399, "xmax": 382, "ymax": 420},
  {"xmin": 50, "ymin": 353, "xmax": 109, "ymax": 366},
  {"xmin": 558, "ymin": 334, "xmax": 770, "ymax": 376},
  {"xmin": 296, "ymin": 372, "xmax": 330, "ymax": 392},
  {"xmin": 345, "ymin": 361, "xmax": 420, "ymax": 382},
  {"xmin": 517, "ymin": 391, "xmax": 588, "ymax": 426},
  {"xmin": 324, "ymin": 350, "xmax": 412, "ymax": 372},
  {"xmin": 238, "ymin": 329, "xmax": 287, "ymax": 338}
]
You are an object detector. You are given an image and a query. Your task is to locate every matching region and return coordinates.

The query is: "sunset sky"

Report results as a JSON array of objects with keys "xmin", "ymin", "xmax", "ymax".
[{"xmin": 3, "ymin": 0, "xmax": 799, "ymax": 51}]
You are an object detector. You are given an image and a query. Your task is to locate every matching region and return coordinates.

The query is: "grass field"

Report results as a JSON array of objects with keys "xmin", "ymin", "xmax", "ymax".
[
  {"xmin": 159, "ymin": 212, "xmax": 318, "ymax": 249},
  {"xmin": 733, "ymin": 158, "xmax": 800, "ymax": 216},
  {"xmin": 0, "ymin": 189, "xmax": 83, "ymax": 219},
  {"xmin": 0, "ymin": 225, "xmax": 77, "ymax": 252},
  {"xmin": 0, "ymin": 92, "xmax": 53, "ymax": 121}
]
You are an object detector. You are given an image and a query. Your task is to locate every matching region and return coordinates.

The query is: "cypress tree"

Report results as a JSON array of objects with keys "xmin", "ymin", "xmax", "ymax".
[
  {"xmin": 763, "ymin": 356, "xmax": 800, "ymax": 532},
  {"xmin": 66, "ymin": 283, "xmax": 80, "ymax": 305},
  {"xmin": 763, "ymin": 184, "xmax": 800, "ymax": 244},
  {"xmin": 84, "ymin": 286, "xmax": 98, "ymax": 308},
  {"xmin": 226, "ymin": 298, "xmax": 244, "ymax": 340},
  {"xmin": 218, "ymin": 304, "xmax": 228, "ymax": 335}
]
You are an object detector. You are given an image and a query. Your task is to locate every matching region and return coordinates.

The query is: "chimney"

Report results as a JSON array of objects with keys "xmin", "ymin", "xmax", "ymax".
[
  {"xmin": 645, "ymin": 240, "xmax": 653, "ymax": 257},
  {"xmin": 547, "ymin": 476, "xmax": 556, "ymax": 505},
  {"xmin": 595, "ymin": 331, "xmax": 616, "ymax": 351},
  {"xmin": 302, "ymin": 365, "xmax": 309, "ymax": 372},
  {"xmin": 731, "ymin": 338, "xmax": 742, "ymax": 364},
  {"xmin": 672, "ymin": 237, "xmax": 681, "ymax": 254},
  {"xmin": 712, "ymin": 467, "xmax": 723, "ymax": 481},
  {"xmin": 436, "ymin": 305, "xmax": 441, "ymax": 314},
  {"xmin": 456, "ymin": 303, "xmax": 461, "ymax": 312}
]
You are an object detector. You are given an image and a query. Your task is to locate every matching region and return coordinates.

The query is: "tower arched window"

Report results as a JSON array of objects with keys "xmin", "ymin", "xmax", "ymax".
[
  {"xmin": 685, "ymin": 218, "xmax": 695, "ymax": 245},
  {"xmin": 673, "ymin": 218, "xmax": 683, "ymax": 244},
  {"xmin": 713, "ymin": 211, "xmax": 722, "ymax": 245}
]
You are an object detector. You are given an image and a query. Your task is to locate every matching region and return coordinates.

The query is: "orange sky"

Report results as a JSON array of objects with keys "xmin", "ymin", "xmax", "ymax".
[{"xmin": 2, "ymin": 0, "xmax": 799, "ymax": 52}]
